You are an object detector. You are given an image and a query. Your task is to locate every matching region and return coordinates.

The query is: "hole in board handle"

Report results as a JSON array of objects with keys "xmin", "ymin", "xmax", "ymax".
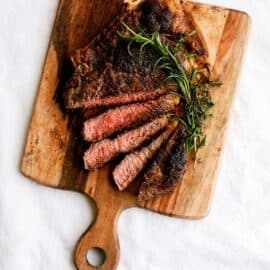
[{"xmin": 86, "ymin": 247, "xmax": 106, "ymax": 268}]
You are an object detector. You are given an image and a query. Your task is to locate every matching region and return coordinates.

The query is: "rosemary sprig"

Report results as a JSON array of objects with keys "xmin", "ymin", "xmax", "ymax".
[
  {"xmin": 118, "ymin": 23, "xmax": 191, "ymax": 101},
  {"xmin": 118, "ymin": 23, "xmax": 221, "ymax": 153}
]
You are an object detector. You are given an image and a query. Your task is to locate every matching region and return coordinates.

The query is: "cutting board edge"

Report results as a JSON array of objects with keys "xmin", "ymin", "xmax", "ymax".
[
  {"xmin": 20, "ymin": 165, "xmax": 215, "ymax": 220},
  {"xmin": 19, "ymin": 1, "xmax": 62, "ymax": 186},
  {"xmin": 21, "ymin": 166, "xmax": 64, "ymax": 189},
  {"xmin": 187, "ymin": 0, "xmax": 251, "ymax": 19}
]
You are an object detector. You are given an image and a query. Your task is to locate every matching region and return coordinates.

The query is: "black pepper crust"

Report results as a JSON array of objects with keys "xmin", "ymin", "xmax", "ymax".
[{"xmin": 138, "ymin": 124, "xmax": 186, "ymax": 201}]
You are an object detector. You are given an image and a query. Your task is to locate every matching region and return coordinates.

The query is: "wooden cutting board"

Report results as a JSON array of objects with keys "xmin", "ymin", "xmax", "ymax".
[{"xmin": 21, "ymin": 1, "xmax": 250, "ymax": 269}]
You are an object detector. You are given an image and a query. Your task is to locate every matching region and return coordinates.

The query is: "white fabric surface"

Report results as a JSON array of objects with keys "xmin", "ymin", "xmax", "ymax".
[{"xmin": 1, "ymin": 0, "xmax": 270, "ymax": 269}]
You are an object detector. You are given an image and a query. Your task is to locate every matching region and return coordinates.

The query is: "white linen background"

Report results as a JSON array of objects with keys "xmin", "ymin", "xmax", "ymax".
[{"xmin": 0, "ymin": 0, "xmax": 269, "ymax": 269}]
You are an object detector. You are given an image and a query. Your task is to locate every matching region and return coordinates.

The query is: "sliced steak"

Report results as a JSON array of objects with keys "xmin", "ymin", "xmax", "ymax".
[
  {"xmin": 82, "ymin": 94, "xmax": 179, "ymax": 142},
  {"xmin": 113, "ymin": 121, "xmax": 178, "ymax": 190},
  {"xmin": 66, "ymin": 89, "xmax": 167, "ymax": 109},
  {"xmin": 83, "ymin": 116, "xmax": 169, "ymax": 170},
  {"xmin": 138, "ymin": 125, "xmax": 186, "ymax": 201}
]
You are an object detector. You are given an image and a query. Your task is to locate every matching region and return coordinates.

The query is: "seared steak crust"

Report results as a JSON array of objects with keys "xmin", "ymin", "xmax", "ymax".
[
  {"xmin": 139, "ymin": 0, "xmax": 173, "ymax": 32},
  {"xmin": 138, "ymin": 125, "xmax": 186, "ymax": 201}
]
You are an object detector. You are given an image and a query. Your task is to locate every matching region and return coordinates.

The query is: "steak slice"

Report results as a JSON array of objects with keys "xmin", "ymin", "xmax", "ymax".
[
  {"xmin": 82, "ymin": 94, "xmax": 179, "ymax": 142},
  {"xmin": 138, "ymin": 125, "xmax": 186, "ymax": 201},
  {"xmin": 65, "ymin": 88, "xmax": 167, "ymax": 109},
  {"xmin": 83, "ymin": 116, "xmax": 169, "ymax": 170},
  {"xmin": 113, "ymin": 121, "xmax": 178, "ymax": 190}
]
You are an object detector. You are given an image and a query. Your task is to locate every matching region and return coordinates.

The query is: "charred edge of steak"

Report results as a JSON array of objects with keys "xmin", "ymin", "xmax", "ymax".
[
  {"xmin": 139, "ymin": 0, "xmax": 173, "ymax": 32},
  {"xmin": 137, "ymin": 124, "xmax": 186, "ymax": 201},
  {"xmin": 83, "ymin": 116, "xmax": 169, "ymax": 170},
  {"xmin": 112, "ymin": 121, "xmax": 178, "ymax": 191},
  {"xmin": 82, "ymin": 94, "xmax": 179, "ymax": 142}
]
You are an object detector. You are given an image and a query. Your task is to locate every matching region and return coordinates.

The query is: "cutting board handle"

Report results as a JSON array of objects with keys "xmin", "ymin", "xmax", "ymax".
[{"xmin": 75, "ymin": 203, "xmax": 121, "ymax": 270}]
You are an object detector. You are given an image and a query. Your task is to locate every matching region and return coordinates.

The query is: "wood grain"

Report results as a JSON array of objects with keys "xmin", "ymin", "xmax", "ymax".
[
  {"xmin": 76, "ymin": 166, "xmax": 135, "ymax": 270},
  {"xmin": 21, "ymin": 1, "xmax": 250, "ymax": 269}
]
